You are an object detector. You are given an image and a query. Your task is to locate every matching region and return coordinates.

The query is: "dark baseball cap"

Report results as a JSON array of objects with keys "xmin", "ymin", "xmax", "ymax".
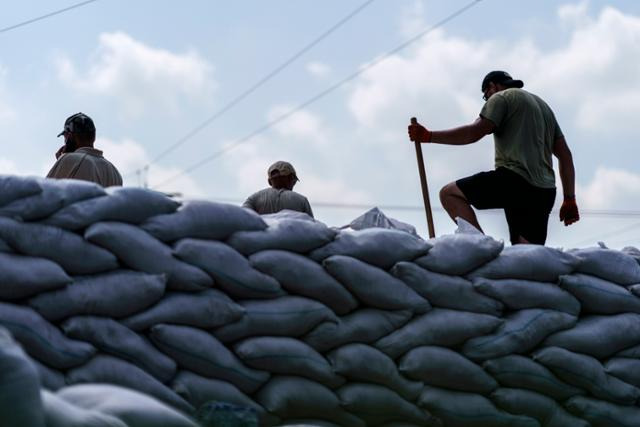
[
  {"xmin": 481, "ymin": 71, "xmax": 524, "ymax": 92},
  {"xmin": 57, "ymin": 112, "xmax": 95, "ymax": 137}
]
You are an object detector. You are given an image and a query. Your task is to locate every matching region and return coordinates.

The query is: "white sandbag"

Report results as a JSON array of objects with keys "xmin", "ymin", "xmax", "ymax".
[
  {"xmin": 214, "ymin": 297, "xmax": 338, "ymax": 343},
  {"xmin": 467, "ymin": 244, "xmax": 579, "ymax": 282},
  {"xmin": 532, "ymin": 347, "xmax": 640, "ymax": 405},
  {"xmin": 141, "ymin": 200, "xmax": 266, "ymax": 242},
  {"xmin": 66, "ymin": 354, "xmax": 194, "ymax": 414},
  {"xmin": 29, "ymin": 270, "xmax": 166, "ymax": 321},
  {"xmin": 57, "ymin": 383, "xmax": 199, "ymax": 427},
  {"xmin": 414, "ymin": 232, "xmax": 503, "ymax": 275},
  {"xmin": 42, "ymin": 390, "xmax": 127, "ymax": 427},
  {"xmin": 255, "ymin": 376, "xmax": 365, "ymax": 427},
  {"xmin": 150, "ymin": 324, "xmax": 270, "ymax": 394},
  {"xmin": 0, "ymin": 302, "xmax": 95, "ymax": 369},
  {"xmin": 30, "ymin": 355, "xmax": 66, "ymax": 390},
  {"xmin": 569, "ymin": 246, "xmax": 640, "ymax": 285},
  {"xmin": 490, "ymin": 388, "xmax": 589, "ymax": 427},
  {"xmin": 0, "ymin": 174, "xmax": 42, "ymax": 206},
  {"xmin": 250, "ymin": 250, "xmax": 358, "ymax": 315},
  {"xmin": 234, "ymin": 337, "xmax": 344, "ymax": 388},
  {"xmin": 310, "ymin": 228, "xmax": 431, "ymax": 269},
  {"xmin": 62, "ymin": 316, "xmax": 177, "ymax": 383},
  {"xmin": 0, "ymin": 251, "xmax": 71, "ymax": 300},
  {"xmin": 559, "ymin": 273, "xmax": 640, "ymax": 314},
  {"xmin": 122, "ymin": 289, "xmax": 244, "ymax": 331},
  {"xmin": 543, "ymin": 313, "xmax": 640, "ymax": 359},
  {"xmin": 337, "ymin": 383, "xmax": 435, "ymax": 426},
  {"xmin": 482, "ymin": 355, "xmax": 585, "ymax": 401},
  {"xmin": 418, "ymin": 385, "xmax": 539, "ymax": 427},
  {"xmin": 346, "ymin": 207, "xmax": 418, "ymax": 236},
  {"xmin": 43, "ymin": 186, "xmax": 180, "ymax": 230},
  {"xmin": 391, "ymin": 262, "xmax": 502, "ymax": 315},
  {"xmin": 323, "ymin": 255, "xmax": 431, "ymax": 313},
  {"xmin": 375, "ymin": 308, "xmax": 503, "ymax": 359},
  {"xmin": 303, "ymin": 309, "xmax": 412, "ymax": 352},
  {"xmin": 565, "ymin": 395, "xmax": 640, "ymax": 427},
  {"xmin": 462, "ymin": 309, "xmax": 577, "ymax": 361},
  {"xmin": 399, "ymin": 346, "xmax": 497, "ymax": 394},
  {"xmin": 327, "ymin": 343, "xmax": 422, "ymax": 400},
  {"xmin": 0, "ymin": 327, "xmax": 46, "ymax": 427},
  {"xmin": 173, "ymin": 239, "xmax": 284, "ymax": 299},
  {"xmin": 473, "ymin": 278, "xmax": 581, "ymax": 315},
  {"xmin": 85, "ymin": 222, "xmax": 212, "ymax": 291},
  {"xmin": 605, "ymin": 358, "xmax": 640, "ymax": 388}
]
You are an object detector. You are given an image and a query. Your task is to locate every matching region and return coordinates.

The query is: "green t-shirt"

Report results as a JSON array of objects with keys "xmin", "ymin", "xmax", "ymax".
[{"xmin": 480, "ymin": 88, "xmax": 562, "ymax": 189}]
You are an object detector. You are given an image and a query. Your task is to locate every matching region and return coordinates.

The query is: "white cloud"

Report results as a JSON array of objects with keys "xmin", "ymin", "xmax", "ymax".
[
  {"xmin": 578, "ymin": 167, "xmax": 640, "ymax": 211},
  {"xmin": 0, "ymin": 157, "xmax": 21, "ymax": 175},
  {"xmin": 267, "ymin": 105, "xmax": 328, "ymax": 146},
  {"xmin": 0, "ymin": 66, "xmax": 16, "ymax": 123},
  {"xmin": 306, "ymin": 61, "xmax": 331, "ymax": 78}
]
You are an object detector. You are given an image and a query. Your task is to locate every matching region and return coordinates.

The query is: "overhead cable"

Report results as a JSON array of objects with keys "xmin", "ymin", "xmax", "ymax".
[{"xmin": 0, "ymin": 0, "xmax": 101, "ymax": 34}]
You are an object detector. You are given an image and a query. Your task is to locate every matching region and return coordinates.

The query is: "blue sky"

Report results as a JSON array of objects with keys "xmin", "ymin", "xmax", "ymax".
[{"xmin": 2, "ymin": 0, "xmax": 640, "ymax": 248}]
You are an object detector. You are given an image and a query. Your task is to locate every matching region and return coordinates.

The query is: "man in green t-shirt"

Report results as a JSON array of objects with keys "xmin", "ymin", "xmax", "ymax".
[{"xmin": 408, "ymin": 70, "xmax": 579, "ymax": 245}]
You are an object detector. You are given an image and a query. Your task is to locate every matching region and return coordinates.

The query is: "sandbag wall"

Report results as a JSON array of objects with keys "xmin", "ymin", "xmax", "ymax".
[{"xmin": 1, "ymin": 176, "xmax": 640, "ymax": 427}]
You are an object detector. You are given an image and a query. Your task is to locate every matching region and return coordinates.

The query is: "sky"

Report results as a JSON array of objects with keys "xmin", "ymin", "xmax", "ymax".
[{"xmin": 1, "ymin": 0, "xmax": 640, "ymax": 249}]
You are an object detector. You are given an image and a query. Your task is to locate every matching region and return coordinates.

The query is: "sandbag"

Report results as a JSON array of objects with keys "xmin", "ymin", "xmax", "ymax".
[
  {"xmin": 42, "ymin": 390, "xmax": 127, "ymax": 427},
  {"xmin": 85, "ymin": 222, "xmax": 212, "ymax": 291},
  {"xmin": 303, "ymin": 309, "xmax": 412, "ymax": 352},
  {"xmin": 391, "ymin": 262, "xmax": 502, "ymax": 315},
  {"xmin": 173, "ymin": 239, "xmax": 284, "ymax": 299},
  {"xmin": 29, "ymin": 270, "xmax": 166, "ymax": 321},
  {"xmin": 346, "ymin": 207, "xmax": 418, "ymax": 236},
  {"xmin": 0, "ymin": 302, "xmax": 95, "ymax": 369},
  {"xmin": 0, "ymin": 174, "xmax": 42, "ymax": 206},
  {"xmin": 328, "ymin": 343, "xmax": 422, "ymax": 400},
  {"xmin": 250, "ymin": 250, "xmax": 358, "ymax": 315},
  {"xmin": 472, "ymin": 278, "xmax": 581, "ymax": 315},
  {"xmin": 569, "ymin": 246, "xmax": 640, "ymax": 285},
  {"xmin": 310, "ymin": 228, "xmax": 431, "ymax": 269},
  {"xmin": 30, "ymin": 356, "xmax": 66, "ymax": 390},
  {"xmin": 565, "ymin": 395, "xmax": 640, "ymax": 427},
  {"xmin": 375, "ymin": 309, "xmax": 503, "ymax": 359},
  {"xmin": 141, "ymin": 200, "xmax": 266, "ymax": 242},
  {"xmin": 0, "ymin": 251, "xmax": 71, "ymax": 300},
  {"xmin": 558, "ymin": 273, "xmax": 640, "ymax": 314},
  {"xmin": 214, "ymin": 297, "xmax": 338, "ymax": 343},
  {"xmin": 150, "ymin": 324, "xmax": 270, "ymax": 394},
  {"xmin": 323, "ymin": 255, "xmax": 431, "ymax": 313},
  {"xmin": 616, "ymin": 343, "xmax": 640, "ymax": 358},
  {"xmin": 462, "ymin": 309, "xmax": 577, "ymax": 361},
  {"xmin": 122, "ymin": 289, "xmax": 244, "ymax": 331},
  {"xmin": 62, "ymin": 316, "xmax": 177, "ymax": 383},
  {"xmin": 399, "ymin": 346, "xmax": 497, "ymax": 394},
  {"xmin": 605, "ymin": 357, "xmax": 640, "ymax": 388}
]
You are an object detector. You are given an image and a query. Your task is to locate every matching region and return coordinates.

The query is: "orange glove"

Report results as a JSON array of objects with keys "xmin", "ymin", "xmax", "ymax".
[
  {"xmin": 559, "ymin": 197, "xmax": 579, "ymax": 226},
  {"xmin": 408, "ymin": 118, "xmax": 432, "ymax": 143}
]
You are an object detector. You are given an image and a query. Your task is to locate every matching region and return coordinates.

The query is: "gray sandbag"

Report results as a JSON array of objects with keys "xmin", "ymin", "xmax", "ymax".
[
  {"xmin": 0, "ymin": 251, "xmax": 71, "ymax": 299},
  {"xmin": 399, "ymin": 346, "xmax": 497, "ymax": 394},
  {"xmin": 250, "ymin": 250, "xmax": 358, "ymax": 315},
  {"xmin": 482, "ymin": 355, "xmax": 585, "ymax": 401},
  {"xmin": 303, "ymin": 309, "xmax": 412, "ymax": 352},
  {"xmin": 234, "ymin": 336, "xmax": 344, "ymax": 388},
  {"xmin": 473, "ymin": 277, "xmax": 581, "ymax": 315},
  {"xmin": 0, "ymin": 217, "xmax": 118, "ymax": 274},
  {"xmin": 569, "ymin": 246, "xmax": 640, "ymax": 285},
  {"xmin": 559, "ymin": 273, "xmax": 640, "ymax": 314},
  {"xmin": 42, "ymin": 390, "xmax": 127, "ymax": 427},
  {"xmin": 173, "ymin": 238, "xmax": 284, "ymax": 299},
  {"xmin": 391, "ymin": 262, "xmax": 502, "ymax": 315},
  {"xmin": 141, "ymin": 200, "xmax": 266, "ymax": 242},
  {"xmin": 150, "ymin": 324, "xmax": 269, "ymax": 394},
  {"xmin": 532, "ymin": 347, "xmax": 640, "ymax": 405},
  {"xmin": 310, "ymin": 228, "xmax": 431, "ymax": 269},
  {"xmin": 122, "ymin": 289, "xmax": 244, "ymax": 331},
  {"xmin": 214, "ymin": 296, "xmax": 338, "ymax": 343},
  {"xmin": 543, "ymin": 313, "xmax": 640, "ymax": 359},
  {"xmin": 43, "ymin": 186, "xmax": 180, "ymax": 230},
  {"xmin": 462, "ymin": 309, "xmax": 577, "ymax": 361},
  {"xmin": 418, "ymin": 385, "xmax": 540, "ymax": 427},
  {"xmin": 375, "ymin": 308, "xmax": 503, "ymax": 359},
  {"xmin": 337, "ymin": 383, "xmax": 435, "ymax": 426},
  {"xmin": 323, "ymin": 255, "xmax": 431, "ymax": 313},
  {"xmin": 0, "ymin": 174, "xmax": 42, "ymax": 206},
  {"xmin": 346, "ymin": 206, "xmax": 419, "ymax": 236},
  {"xmin": 62, "ymin": 316, "xmax": 177, "ymax": 383},
  {"xmin": 565, "ymin": 395, "xmax": 640, "ymax": 427},
  {"xmin": 255, "ymin": 376, "xmax": 365, "ymax": 426},
  {"xmin": 605, "ymin": 357, "xmax": 640, "ymax": 388},
  {"xmin": 85, "ymin": 222, "xmax": 212, "ymax": 291},
  {"xmin": 490, "ymin": 388, "xmax": 589, "ymax": 427},
  {"xmin": 29, "ymin": 270, "xmax": 166, "ymax": 321},
  {"xmin": 327, "ymin": 343, "xmax": 422, "ymax": 400},
  {"xmin": 57, "ymin": 383, "xmax": 199, "ymax": 427},
  {"xmin": 467, "ymin": 244, "xmax": 579, "ymax": 282},
  {"xmin": 30, "ymin": 355, "xmax": 66, "ymax": 390},
  {"xmin": 617, "ymin": 343, "xmax": 640, "ymax": 358},
  {"xmin": 0, "ymin": 302, "xmax": 95, "ymax": 369},
  {"xmin": 66, "ymin": 354, "xmax": 193, "ymax": 414},
  {"xmin": 277, "ymin": 420, "xmax": 340, "ymax": 427}
]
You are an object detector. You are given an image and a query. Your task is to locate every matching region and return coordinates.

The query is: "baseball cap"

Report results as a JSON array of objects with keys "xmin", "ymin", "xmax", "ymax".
[
  {"xmin": 481, "ymin": 71, "xmax": 524, "ymax": 92},
  {"xmin": 268, "ymin": 161, "xmax": 299, "ymax": 181},
  {"xmin": 57, "ymin": 113, "xmax": 96, "ymax": 137}
]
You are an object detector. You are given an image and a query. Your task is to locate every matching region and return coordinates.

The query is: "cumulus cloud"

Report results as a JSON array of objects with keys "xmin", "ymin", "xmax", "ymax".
[
  {"xmin": 306, "ymin": 61, "xmax": 332, "ymax": 78},
  {"xmin": 267, "ymin": 105, "xmax": 328, "ymax": 146},
  {"xmin": 578, "ymin": 167, "xmax": 640, "ymax": 211}
]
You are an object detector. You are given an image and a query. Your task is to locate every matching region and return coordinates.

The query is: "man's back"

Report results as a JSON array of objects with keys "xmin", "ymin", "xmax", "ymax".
[
  {"xmin": 243, "ymin": 187, "xmax": 313, "ymax": 217},
  {"xmin": 47, "ymin": 147, "xmax": 123, "ymax": 187}
]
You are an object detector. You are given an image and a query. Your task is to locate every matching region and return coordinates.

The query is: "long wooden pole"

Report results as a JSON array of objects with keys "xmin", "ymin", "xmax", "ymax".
[{"xmin": 411, "ymin": 117, "xmax": 436, "ymax": 238}]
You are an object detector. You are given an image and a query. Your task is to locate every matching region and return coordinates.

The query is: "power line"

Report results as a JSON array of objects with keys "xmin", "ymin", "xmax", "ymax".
[
  {"xmin": 152, "ymin": 0, "xmax": 484, "ymax": 190},
  {"xmin": 0, "ymin": 0, "xmax": 101, "ymax": 34}
]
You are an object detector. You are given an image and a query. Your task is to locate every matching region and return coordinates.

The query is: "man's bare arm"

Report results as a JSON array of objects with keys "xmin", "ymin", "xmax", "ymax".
[
  {"xmin": 408, "ymin": 117, "xmax": 495, "ymax": 145},
  {"xmin": 553, "ymin": 136, "xmax": 579, "ymax": 226}
]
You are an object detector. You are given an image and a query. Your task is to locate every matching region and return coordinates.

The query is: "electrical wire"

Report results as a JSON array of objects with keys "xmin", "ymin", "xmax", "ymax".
[{"xmin": 0, "ymin": 0, "xmax": 101, "ymax": 34}]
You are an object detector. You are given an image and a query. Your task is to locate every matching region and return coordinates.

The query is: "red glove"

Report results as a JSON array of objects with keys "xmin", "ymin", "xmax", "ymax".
[
  {"xmin": 559, "ymin": 197, "xmax": 579, "ymax": 226},
  {"xmin": 408, "ymin": 119, "xmax": 432, "ymax": 143}
]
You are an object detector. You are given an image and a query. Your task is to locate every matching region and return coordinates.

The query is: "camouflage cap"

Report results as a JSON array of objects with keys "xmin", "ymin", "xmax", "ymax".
[
  {"xmin": 57, "ymin": 112, "xmax": 95, "ymax": 137},
  {"xmin": 268, "ymin": 161, "xmax": 299, "ymax": 181}
]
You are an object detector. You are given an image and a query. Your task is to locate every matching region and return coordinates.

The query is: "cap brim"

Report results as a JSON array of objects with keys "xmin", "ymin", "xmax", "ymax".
[
  {"xmin": 56, "ymin": 131, "xmax": 64, "ymax": 137},
  {"xmin": 507, "ymin": 79, "xmax": 524, "ymax": 88}
]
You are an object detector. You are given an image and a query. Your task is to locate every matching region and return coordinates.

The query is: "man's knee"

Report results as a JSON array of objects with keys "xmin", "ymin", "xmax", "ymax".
[{"xmin": 440, "ymin": 182, "xmax": 466, "ymax": 203}]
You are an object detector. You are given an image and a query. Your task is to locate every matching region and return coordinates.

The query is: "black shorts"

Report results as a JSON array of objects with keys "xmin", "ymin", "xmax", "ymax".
[{"xmin": 456, "ymin": 167, "xmax": 556, "ymax": 245}]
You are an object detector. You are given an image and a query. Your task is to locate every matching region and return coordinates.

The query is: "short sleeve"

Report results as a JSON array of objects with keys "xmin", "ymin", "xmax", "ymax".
[
  {"xmin": 303, "ymin": 198, "xmax": 314, "ymax": 218},
  {"xmin": 480, "ymin": 94, "xmax": 508, "ymax": 128},
  {"xmin": 242, "ymin": 194, "xmax": 257, "ymax": 211}
]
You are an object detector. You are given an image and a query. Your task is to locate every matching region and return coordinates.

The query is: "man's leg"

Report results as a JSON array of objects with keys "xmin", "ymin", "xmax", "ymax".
[{"xmin": 440, "ymin": 181, "xmax": 483, "ymax": 233}]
